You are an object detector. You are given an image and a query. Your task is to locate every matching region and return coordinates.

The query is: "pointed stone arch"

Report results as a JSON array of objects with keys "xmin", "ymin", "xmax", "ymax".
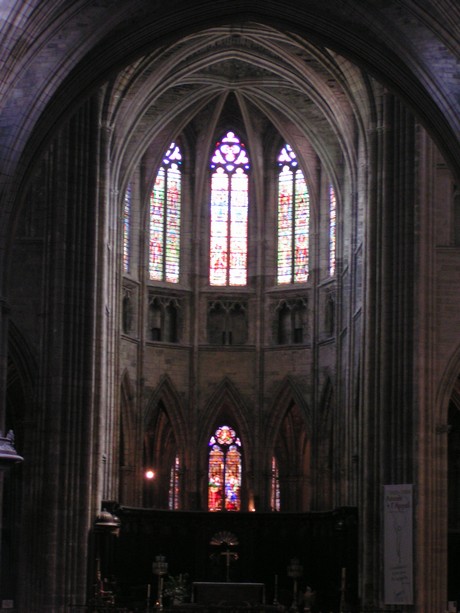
[
  {"xmin": 143, "ymin": 375, "xmax": 186, "ymax": 509},
  {"xmin": 314, "ymin": 377, "xmax": 335, "ymax": 510},
  {"xmin": 199, "ymin": 377, "xmax": 251, "ymax": 448},
  {"xmin": 7, "ymin": 321, "xmax": 36, "ymax": 400},
  {"xmin": 265, "ymin": 376, "xmax": 311, "ymax": 448},
  {"xmin": 438, "ymin": 348, "xmax": 460, "ymax": 599},
  {"xmin": 436, "ymin": 345, "xmax": 460, "ymax": 425},
  {"xmin": 144, "ymin": 375, "xmax": 185, "ymax": 431},
  {"xmin": 265, "ymin": 376, "xmax": 311, "ymax": 511},
  {"xmin": 421, "ymin": 345, "xmax": 460, "ymax": 603},
  {"xmin": 119, "ymin": 370, "xmax": 138, "ymax": 505},
  {"xmin": 199, "ymin": 378, "xmax": 251, "ymax": 511},
  {"xmin": 7, "ymin": 322, "xmax": 36, "ymax": 442}
]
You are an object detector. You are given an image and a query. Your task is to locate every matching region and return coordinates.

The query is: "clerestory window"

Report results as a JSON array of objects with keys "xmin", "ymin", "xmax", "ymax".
[
  {"xmin": 209, "ymin": 131, "xmax": 249, "ymax": 286},
  {"xmin": 149, "ymin": 143, "xmax": 182, "ymax": 283},
  {"xmin": 277, "ymin": 144, "xmax": 309, "ymax": 284}
]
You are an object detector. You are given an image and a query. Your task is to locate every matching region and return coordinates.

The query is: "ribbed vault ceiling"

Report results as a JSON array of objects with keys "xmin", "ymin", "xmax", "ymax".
[{"xmin": 104, "ymin": 24, "xmax": 372, "ymax": 187}]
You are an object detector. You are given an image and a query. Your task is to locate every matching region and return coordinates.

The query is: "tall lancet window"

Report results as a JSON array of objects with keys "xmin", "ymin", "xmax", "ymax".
[
  {"xmin": 271, "ymin": 456, "xmax": 280, "ymax": 511},
  {"xmin": 123, "ymin": 182, "xmax": 132, "ymax": 273},
  {"xmin": 169, "ymin": 455, "xmax": 180, "ymax": 510},
  {"xmin": 208, "ymin": 425, "xmax": 242, "ymax": 511},
  {"xmin": 149, "ymin": 143, "xmax": 182, "ymax": 283},
  {"xmin": 329, "ymin": 184, "xmax": 337, "ymax": 276},
  {"xmin": 277, "ymin": 144, "xmax": 309, "ymax": 284},
  {"xmin": 209, "ymin": 131, "xmax": 249, "ymax": 286}
]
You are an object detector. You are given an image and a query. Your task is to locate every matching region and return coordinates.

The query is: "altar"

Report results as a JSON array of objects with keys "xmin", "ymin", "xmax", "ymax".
[
  {"xmin": 193, "ymin": 582, "xmax": 265, "ymax": 606},
  {"xmin": 106, "ymin": 506, "xmax": 358, "ymax": 611}
]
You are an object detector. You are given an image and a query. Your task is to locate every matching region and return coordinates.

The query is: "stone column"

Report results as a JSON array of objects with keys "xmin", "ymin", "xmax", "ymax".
[
  {"xmin": 15, "ymin": 95, "xmax": 107, "ymax": 612},
  {"xmin": 361, "ymin": 92, "xmax": 417, "ymax": 610},
  {"xmin": 413, "ymin": 128, "xmax": 447, "ymax": 612}
]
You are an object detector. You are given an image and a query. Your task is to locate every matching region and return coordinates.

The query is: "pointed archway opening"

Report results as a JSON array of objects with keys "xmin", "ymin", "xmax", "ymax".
[
  {"xmin": 274, "ymin": 400, "xmax": 310, "ymax": 512},
  {"xmin": 143, "ymin": 401, "xmax": 179, "ymax": 509},
  {"xmin": 448, "ymin": 377, "xmax": 460, "ymax": 601}
]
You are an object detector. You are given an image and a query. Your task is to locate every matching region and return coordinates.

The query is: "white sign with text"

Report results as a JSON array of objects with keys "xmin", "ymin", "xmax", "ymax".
[{"xmin": 383, "ymin": 484, "xmax": 413, "ymax": 604}]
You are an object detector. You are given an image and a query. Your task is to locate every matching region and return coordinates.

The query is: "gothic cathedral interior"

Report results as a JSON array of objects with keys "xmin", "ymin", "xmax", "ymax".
[{"xmin": 1, "ymin": 2, "xmax": 460, "ymax": 612}]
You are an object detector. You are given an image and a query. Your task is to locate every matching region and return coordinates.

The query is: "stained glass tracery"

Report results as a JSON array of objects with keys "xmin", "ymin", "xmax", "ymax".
[
  {"xmin": 277, "ymin": 144, "xmax": 309, "ymax": 284},
  {"xmin": 149, "ymin": 143, "xmax": 182, "ymax": 283},
  {"xmin": 208, "ymin": 424, "xmax": 242, "ymax": 511},
  {"xmin": 210, "ymin": 132, "xmax": 249, "ymax": 286}
]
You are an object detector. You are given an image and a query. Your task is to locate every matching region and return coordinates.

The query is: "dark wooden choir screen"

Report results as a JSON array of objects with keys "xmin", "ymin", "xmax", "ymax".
[{"xmin": 96, "ymin": 505, "xmax": 357, "ymax": 612}]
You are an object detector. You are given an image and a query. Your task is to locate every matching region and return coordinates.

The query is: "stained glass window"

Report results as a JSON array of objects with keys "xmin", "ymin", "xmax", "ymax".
[
  {"xmin": 149, "ymin": 143, "xmax": 182, "ymax": 283},
  {"xmin": 123, "ymin": 183, "xmax": 132, "ymax": 273},
  {"xmin": 271, "ymin": 456, "xmax": 280, "ymax": 511},
  {"xmin": 277, "ymin": 144, "xmax": 309, "ymax": 284},
  {"xmin": 329, "ymin": 184, "xmax": 337, "ymax": 277},
  {"xmin": 169, "ymin": 455, "xmax": 180, "ymax": 510},
  {"xmin": 208, "ymin": 424, "xmax": 242, "ymax": 511},
  {"xmin": 209, "ymin": 131, "xmax": 249, "ymax": 286}
]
